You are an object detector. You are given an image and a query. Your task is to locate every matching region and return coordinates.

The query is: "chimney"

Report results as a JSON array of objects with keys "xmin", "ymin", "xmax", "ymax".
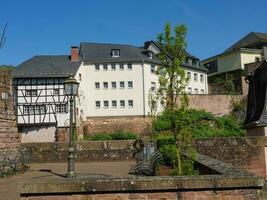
[{"xmin": 71, "ymin": 46, "xmax": 79, "ymax": 62}]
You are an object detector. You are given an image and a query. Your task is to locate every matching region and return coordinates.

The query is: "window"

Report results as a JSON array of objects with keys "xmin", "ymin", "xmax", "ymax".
[
  {"xmin": 192, "ymin": 59, "xmax": 196, "ymax": 65},
  {"xmin": 24, "ymin": 105, "xmax": 46, "ymax": 114},
  {"xmin": 112, "ymin": 100, "xmax": 117, "ymax": 108},
  {"xmin": 79, "ymin": 73, "xmax": 82, "ymax": 81},
  {"xmin": 55, "ymin": 105, "xmax": 61, "ymax": 113},
  {"xmin": 128, "ymin": 100, "xmax": 133, "ymax": 108},
  {"xmin": 103, "ymin": 64, "xmax": 108, "ymax": 71},
  {"xmin": 95, "ymin": 65, "xmax": 100, "ymax": 71},
  {"xmin": 111, "ymin": 82, "xmax": 116, "ymax": 89},
  {"xmin": 40, "ymin": 105, "xmax": 46, "ymax": 114},
  {"xmin": 35, "ymin": 105, "xmax": 40, "ymax": 114},
  {"xmin": 188, "ymin": 87, "xmax": 192, "ymax": 94},
  {"xmin": 120, "ymin": 100, "xmax": 125, "ymax": 108},
  {"xmin": 120, "ymin": 81, "xmax": 125, "ymax": 89},
  {"xmin": 103, "ymin": 82, "xmax": 108, "ymax": 89},
  {"xmin": 53, "ymin": 89, "xmax": 60, "ymax": 95},
  {"xmin": 201, "ymin": 89, "xmax": 205, "ymax": 94},
  {"xmin": 194, "ymin": 88, "xmax": 198, "ymax": 94},
  {"xmin": 187, "ymin": 72, "xmax": 191, "ymax": 80},
  {"xmin": 151, "ymin": 82, "xmax": 156, "ymax": 92},
  {"xmin": 200, "ymin": 74, "xmax": 204, "ymax": 83},
  {"xmin": 95, "ymin": 101, "xmax": 100, "ymax": 109},
  {"xmin": 25, "ymin": 89, "xmax": 37, "ymax": 96},
  {"xmin": 23, "ymin": 106, "xmax": 29, "ymax": 114},
  {"xmin": 95, "ymin": 82, "xmax": 100, "ymax": 89},
  {"xmin": 29, "ymin": 106, "xmax": 34, "ymax": 114},
  {"xmin": 55, "ymin": 104, "xmax": 67, "ymax": 113},
  {"xmin": 128, "ymin": 81, "xmax": 133, "ymax": 89},
  {"xmin": 104, "ymin": 101, "xmax": 109, "ymax": 108},
  {"xmin": 127, "ymin": 64, "xmax": 132, "ymax": 70},
  {"xmin": 111, "ymin": 64, "xmax": 116, "ymax": 70},
  {"xmin": 194, "ymin": 73, "xmax": 198, "ymax": 82},
  {"xmin": 151, "ymin": 65, "xmax": 156, "ymax": 73},
  {"xmin": 119, "ymin": 64, "xmax": 124, "ymax": 70},
  {"xmin": 112, "ymin": 49, "xmax": 120, "ymax": 57},
  {"xmin": 188, "ymin": 58, "xmax": 192, "ymax": 65},
  {"xmin": 148, "ymin": 52, "xmax": 153, "ymax": 59}
]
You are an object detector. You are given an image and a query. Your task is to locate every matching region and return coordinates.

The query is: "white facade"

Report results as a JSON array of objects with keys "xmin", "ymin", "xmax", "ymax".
[
  {"xmin": 75, "ymin": 62, "xmax": 159, "ymax": 118},
  {"xmin": 75, "ymin": 62, "xmax": 208, "ymax": 119},
  {"xmin": 185, "ymin": 69, "xmax": 208, "ymax": 94}
]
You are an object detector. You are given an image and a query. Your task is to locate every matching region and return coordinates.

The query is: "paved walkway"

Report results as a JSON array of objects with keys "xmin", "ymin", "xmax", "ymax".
[{"xmin": 0, "ymin": 161, "xmax": 134, "ymax": 200}]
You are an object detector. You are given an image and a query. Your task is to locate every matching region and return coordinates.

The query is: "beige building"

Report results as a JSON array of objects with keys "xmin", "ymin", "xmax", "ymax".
[{"xmin": 201, "ymin": 32, "xmax": 267, "ymax": 94}]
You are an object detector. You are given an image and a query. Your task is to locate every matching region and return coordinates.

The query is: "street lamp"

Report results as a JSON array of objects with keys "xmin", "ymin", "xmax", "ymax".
[{"xmin": 64, "ymin": 75, "xmax": 79, "ymax": 178}]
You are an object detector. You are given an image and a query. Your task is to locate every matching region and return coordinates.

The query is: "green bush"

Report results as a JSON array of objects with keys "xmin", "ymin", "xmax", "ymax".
[
  {"xmin": 91, "ymin": 133, "xmax": 112, "ymax": 141},
  {"xmin": 111, "ymin": 130, "xmax": 138, "ymax": 140},
  {"xmin": 83, "ymin": 130, "xmax": 138, "ymax": 141},
  {"xmin": 153, "ymin": 109, "xmax": 245, "ymax": 139}
]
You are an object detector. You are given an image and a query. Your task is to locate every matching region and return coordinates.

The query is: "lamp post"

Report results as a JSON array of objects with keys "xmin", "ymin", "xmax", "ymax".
[{"xmin": 64, "ymin": 75, "xmax": 79, "ymax": 178}]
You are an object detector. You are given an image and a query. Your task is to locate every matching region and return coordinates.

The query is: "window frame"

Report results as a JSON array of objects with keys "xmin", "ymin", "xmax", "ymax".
[
  {"xmin": 128, "ymin": 100, "xmax": 133, "ymax": 108},
  {"xmin": 103, "ymin": 100, "xmax": 109, "ymax": 109},
  {"xmin": 112, "ymin": 100, "xmax": 117, "ymax": 108},
  {"xmin": 95, "ymin": 82, "xmax": 100, "ymax": 90},
  {"xmin": 119, "ymin": 81, "xmax": 125, "ymax": 89},
  {"xmin": 120, "ymin": 100, "xmax": 125, "ymax": 108}
]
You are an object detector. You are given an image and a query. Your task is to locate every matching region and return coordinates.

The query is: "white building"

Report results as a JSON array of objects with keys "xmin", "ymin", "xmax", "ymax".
[{"xmin": 13, "ymin": 41, "xmax": 208, "ymax": 142}]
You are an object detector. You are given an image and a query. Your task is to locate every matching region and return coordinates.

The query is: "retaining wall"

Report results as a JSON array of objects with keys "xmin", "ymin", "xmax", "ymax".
[{"xmin": 0, "ymin": 69, "xmax": 20, "ymax": 159}]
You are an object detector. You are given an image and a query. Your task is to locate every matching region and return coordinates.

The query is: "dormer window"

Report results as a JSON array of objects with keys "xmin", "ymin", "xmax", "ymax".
[
  {"xmin": 148, "ymin": 52, "xmax": 153, "ymax": 59},
  {"xmin": 112, "ymin": 49, "xmax": 120, "ymax": 57}
]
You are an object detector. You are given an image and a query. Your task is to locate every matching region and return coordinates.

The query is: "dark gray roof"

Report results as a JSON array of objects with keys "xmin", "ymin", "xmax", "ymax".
[
  {"xmin": 80, "ymin": 42, "xmax": 160, "ymax": 63},
  {"xmin": 13, "ymin": 55, "xmax": 81, "ymax": 78},
  {"xmin": 181, "ymin": 63, "xmax": 208, "ymax": 72},
  {"xmin": 80, "ymin": 42, "xmax": 206, "ymax": 72},
  {"xmin": 224, "ymin": 32, "xmax": 267, "ymax": 53}
]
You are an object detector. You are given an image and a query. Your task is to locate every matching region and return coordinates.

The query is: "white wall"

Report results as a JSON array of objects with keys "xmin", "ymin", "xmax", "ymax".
[
  {"xmin": 76, "ymin": 62, "xmax": 209, "ymax": 119},
  {"xmin": 21, "ymin": 125, "xmax": 56, "ymax": 143},
  {"xmin": 185, "ymin": 69, "xmax": 208, "ymax": 94},
  {"xmin": 76, "ymin": 62, "xmax": 146, "ymax": 118}
]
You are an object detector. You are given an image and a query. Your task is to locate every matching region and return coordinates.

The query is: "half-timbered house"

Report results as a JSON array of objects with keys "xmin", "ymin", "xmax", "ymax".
[{"xmin": 12, "ymin": 48, "xmax": 81, "ymax": 142}]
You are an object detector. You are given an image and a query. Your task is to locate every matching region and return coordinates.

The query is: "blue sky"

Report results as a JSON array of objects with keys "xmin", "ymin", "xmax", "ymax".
[{"xmin": 1, "ymin": 0, "xmax": 267, "ymax": 66}]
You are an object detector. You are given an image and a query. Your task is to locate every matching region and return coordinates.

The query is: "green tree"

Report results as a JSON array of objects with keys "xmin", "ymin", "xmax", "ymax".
[{"xmin": 155, "ymin": 23, "xmax": 195, "ymax": 175}]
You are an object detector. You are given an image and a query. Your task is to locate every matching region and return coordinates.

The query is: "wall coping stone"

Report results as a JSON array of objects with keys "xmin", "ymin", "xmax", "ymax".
[{"xmin": 20, "ymin": 174, "xmax": 265, "ymax": 195}]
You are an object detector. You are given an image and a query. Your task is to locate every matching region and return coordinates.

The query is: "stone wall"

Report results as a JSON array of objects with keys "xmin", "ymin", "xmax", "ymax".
[
  {"xmin": 20, "ymin": 140, "xmax": 135, "ymax": 163},
  {"xmin": 84, "ymin": 116, "xmax": 151, "ymax": 135},
  {"xmin": 180, "ymin": 94, "xmax": 243, "ymax": 115},
  {"xmin": 0, "ymin": 69, "xmax": 20, "ymax": 159},
  {"xmin": 82, "ymin": 94, "xmax": 244, "ymax": 136},
  {"xmin": 20, "ymin": 171, "xmax": 264, "ymax": 199},
  {"xmin": 194, "ymin": 136, "xmax": 267, "ymax": 178},
  {"xmin": 21, "ymin": 137, "xmax": 267, "ymax": 179}
]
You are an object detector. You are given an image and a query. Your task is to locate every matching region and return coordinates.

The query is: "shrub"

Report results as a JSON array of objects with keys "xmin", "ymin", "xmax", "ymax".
[
  {"xmin": 153, "ymin": 108, "xmax": 245, "ymax": 139},
  {"xmin": 83, "ymin": 130, "xmax": 138, "ymax": 141},
  {"xmin": 91, "ymin": 133, "xmax": 112, "ymax": 141},
  {"xmin": 111, "ymin": 130, "xmax": 138, "ymax": 140}
]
